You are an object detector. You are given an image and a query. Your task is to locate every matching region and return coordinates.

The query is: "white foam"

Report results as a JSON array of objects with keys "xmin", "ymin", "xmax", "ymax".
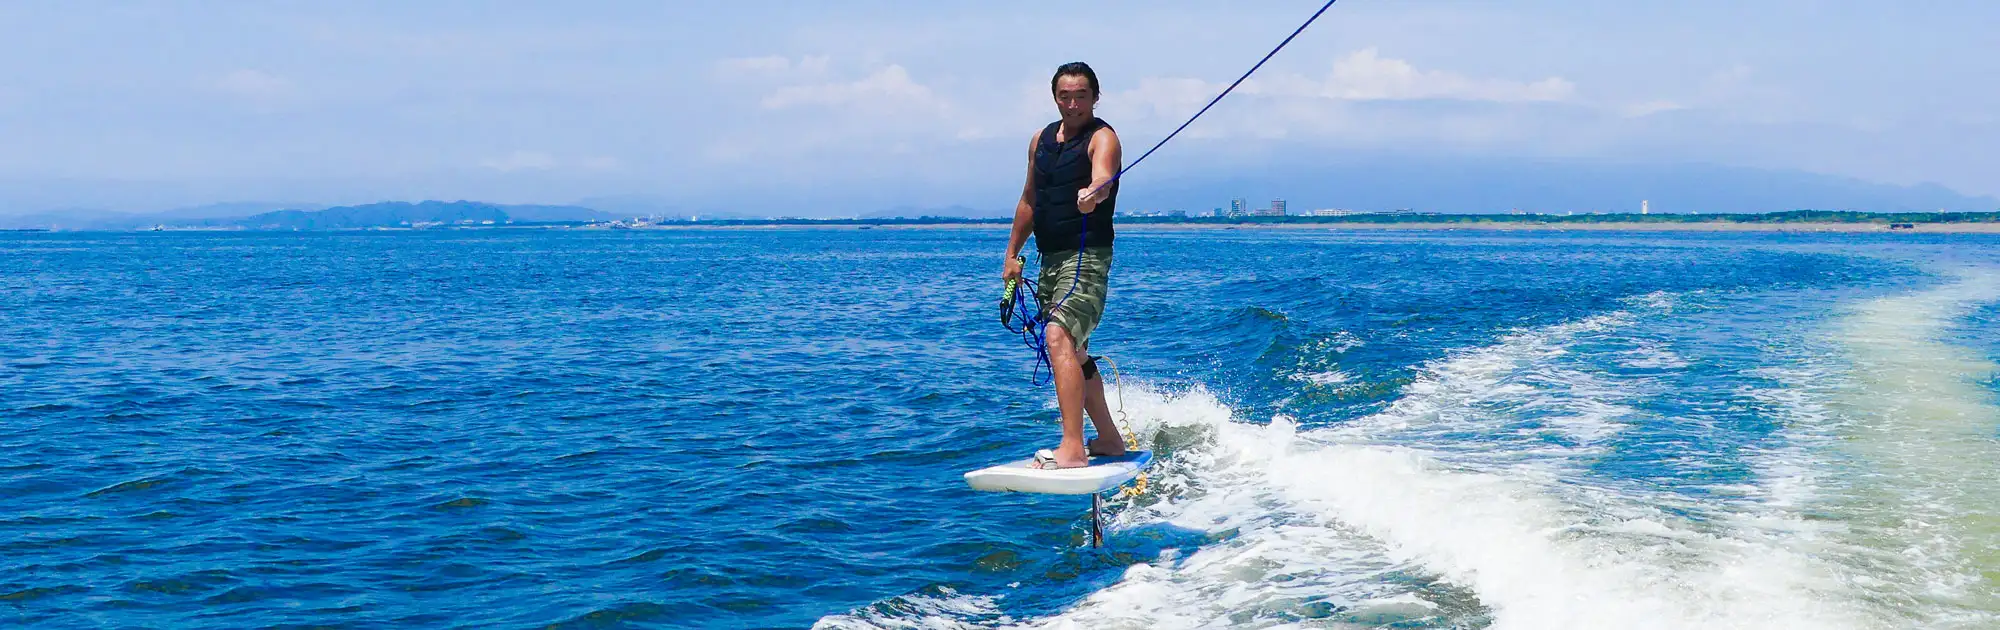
[
  {"xmin": 1327, "ymin": 311, "xmax": 1640, "ymax": 464},
  {"xmin": 988, "ymin": 391, "xmax": 1461, "ymax": 629},
  {"xmin": 1283, "ymin": 331, "xmax": 1366, "ymax": 390},
  {"xmin": 1803, "ymin": 269, "xmax": 2000, "ymax": 625},
  {"xmin": 1005, "ymin": 301, "xmax": 1871, "ymax": 628},
  {"xmin": 1289, "ymin": 369, "xmax": 1353, "ymax": 387},
  {"xmin": 1618, "ymin": 341, "xmax": 1691, "ymax": 370},
  {"xmin": 815, "ymin": 586, "xmax": 1009, "ymax": 630},
  {"xmin": 831, "ymin": 300, "xmax": 1938, "ymax": 629},
  {"xmin": 1694, "ymin": 269, "xmax": 2000, "ymax": 629},
  {"xmin": 1002, "ymin": 379, "xmax": 1872, "ymax": 629},
  {"xmin": 1739, "ymin": 360, "xmax": 1849, "ymax": 512}
]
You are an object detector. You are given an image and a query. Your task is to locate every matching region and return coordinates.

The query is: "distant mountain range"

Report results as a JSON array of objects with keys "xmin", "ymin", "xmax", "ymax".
[
  {"xmin": 0, "ymin": 201, "xmax": 622, "ymax": 230},
  {"xmin": 0, "ymin": 201, "xmax": 321, "ymax": 231},
  {"xmin": 0, "ymin": 156, "xmax": 1993, "ymax": 230},
  {"xmin": 228, "ymin": 201, "xmax": 617, "ymax": 230},
  {"xmin": 1114, "ymin": 158, "xmax": 2000, "ymax": 215},
  {"xmin": 858, "ymin": 205, "xmax": 1005, "ymax": 219},
  {"xmin": 0, "ymin": 199, "xmax": 999, "ymax": 229},
  {"xmin": 571, "ymin": 194, "xmax": 684, "ymax": 219}
]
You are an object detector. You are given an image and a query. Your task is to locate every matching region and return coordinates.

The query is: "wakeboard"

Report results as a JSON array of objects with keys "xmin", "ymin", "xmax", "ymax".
[{"xmin": 963, "ymin": 451, "xmax": 1152, "ymax": 495}]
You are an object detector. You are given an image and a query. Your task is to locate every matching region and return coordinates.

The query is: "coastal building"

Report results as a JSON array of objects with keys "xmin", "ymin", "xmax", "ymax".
[
  {"xmin": 1641, "ymin": 200, "xmax": 1650, "ymax": 215},
  {"xmin": 1310, "ymin": 208, "xmax": 1358, "ymax": 217},
  {"xmin": 1230, "ymin": 198, "xmax": 1248, "ymax": 217},
  {"xmin": 1271, "ymin": 199, "xmax": 1286, "ymax": 216}
]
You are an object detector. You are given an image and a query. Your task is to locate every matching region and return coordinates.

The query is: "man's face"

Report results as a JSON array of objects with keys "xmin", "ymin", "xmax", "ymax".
[{"xmin": 1053, "ymin": 75, "xmax": 1096, "ymax": 117}]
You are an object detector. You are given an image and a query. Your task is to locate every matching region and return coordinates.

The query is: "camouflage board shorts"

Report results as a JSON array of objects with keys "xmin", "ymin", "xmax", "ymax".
[{"xmin": 1037, "ymin": 246, "xmax": 1113, "ymax": 352}]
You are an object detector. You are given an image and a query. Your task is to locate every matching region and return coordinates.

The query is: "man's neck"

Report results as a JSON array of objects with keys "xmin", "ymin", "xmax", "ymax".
[{"xmin": 1058, "ymin": 114, "xmax": 1094, "ymax": 140}]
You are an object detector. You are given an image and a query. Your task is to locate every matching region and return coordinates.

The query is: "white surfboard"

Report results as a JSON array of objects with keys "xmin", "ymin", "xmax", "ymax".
[{"xmin": 963, "ymin": 451, "xmax": 1152, "ymax": 495}]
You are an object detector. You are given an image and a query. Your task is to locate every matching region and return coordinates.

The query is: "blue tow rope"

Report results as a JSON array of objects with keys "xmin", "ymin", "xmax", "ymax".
[{"xmin": 1003, "ymin": 0, "xmax": 1340, "ymax": 384}]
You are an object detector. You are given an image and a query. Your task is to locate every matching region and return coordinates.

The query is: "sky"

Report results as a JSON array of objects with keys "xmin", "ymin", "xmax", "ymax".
[{"xmin": 1, "ymin": 1, "xmax": 1996, "ymax": 216}]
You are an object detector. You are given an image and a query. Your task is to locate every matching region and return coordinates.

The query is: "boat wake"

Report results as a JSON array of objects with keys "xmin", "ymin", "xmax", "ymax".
[{"xmin": 823, "ymin": 276, "xmax": 2000, "ymax": 629}]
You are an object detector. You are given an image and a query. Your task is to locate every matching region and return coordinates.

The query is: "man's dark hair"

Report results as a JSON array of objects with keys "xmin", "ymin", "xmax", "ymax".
[{"xmin": 1051, "ymin": 62, "xmax": 1100, "ymax": 96}]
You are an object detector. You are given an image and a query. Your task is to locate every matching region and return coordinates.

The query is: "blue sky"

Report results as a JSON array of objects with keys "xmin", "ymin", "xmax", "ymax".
[{"xmin": 2, "ymin": 1, "xmax": 1996, "ymax": 215}]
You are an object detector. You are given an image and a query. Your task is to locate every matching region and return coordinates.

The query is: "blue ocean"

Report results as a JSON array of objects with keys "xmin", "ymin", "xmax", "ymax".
[{"xmin": 4, "ymin": 227, "xmax": 1998, "ymax": 629}]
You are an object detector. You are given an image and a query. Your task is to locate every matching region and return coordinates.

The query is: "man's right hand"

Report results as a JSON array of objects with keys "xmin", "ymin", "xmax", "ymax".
[{"xmin": 1002, "ymin": 255, "xmax": 1023, "ymax": 281}]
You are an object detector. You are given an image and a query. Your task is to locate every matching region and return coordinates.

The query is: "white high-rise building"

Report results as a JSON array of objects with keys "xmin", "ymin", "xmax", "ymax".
[{"xmin": 1641, "ymin": 200, "xmax": 1650, "ymax": 215}]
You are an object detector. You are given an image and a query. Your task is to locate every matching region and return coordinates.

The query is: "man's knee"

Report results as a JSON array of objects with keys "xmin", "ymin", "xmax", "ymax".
[
  {"xmin": 1045, "ymin": 324, "xmax": 1074, "ymax": 351},
  {"xmin": 1045, "ymin": 326, "xmax": 1094, "ymax": 376}
]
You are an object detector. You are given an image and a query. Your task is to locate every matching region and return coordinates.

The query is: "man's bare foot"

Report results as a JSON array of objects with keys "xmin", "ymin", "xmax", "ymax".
[
  {"xmin": 1031, "ymin": 446, "xmax": 1089, "ymax": 469},
  {"xmin": 1087, "ymin": 436, "xmax": 1126, "ymax": 457}
]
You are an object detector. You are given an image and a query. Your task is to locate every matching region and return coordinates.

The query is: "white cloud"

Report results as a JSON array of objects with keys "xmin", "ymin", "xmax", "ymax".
[
  {"xmin": 1109, "ymin": 48, "xmax": 1576, "ymax": 122},
  {"xmin": 1121, "ymin": 77, "xmax": 1223, "ymax": 119},
  {"xmin": 705, "ymin": 50, "xmax": 1584, "ymax": 164},
  {"xmin": 697, "ymin": 61, "xmax": 970, "ymax": 164},
  {"xmin": 759, "ymin": 64, "xmax": 947, "ymax": 113},
  {"xmin": 1267, "ymin": 48, "xmax": 1576, "ymax": 103},
  {"xmin": 214, "ymin": 69, "xmax": 294, "ymax": 105},
  {"xmin": 719, "ymin": 55, "xmax": 789, "ymax": 73},
  {"xmin": 714, "ymin": 54, "xmax": 830, "ymax": 77},
  {"xmin": 716, "ymin": 51, "xmax": 1563, "ymax": 160},
  {"xmin": 1706, "ymin": 64, "xmax": 1755, "ymax": 92},
  {"xmin": 578, "ymin": 156, "xmax": 623, "ymax": 171},
  {"xmin": 1675, "ymin": 64, "xmax": 1803, "ymax": 125},
  {"xmin": 1096, "ymin": 48, "xmax": 1583, "ymax": 143},
  {"xmin": 1620, "ymin": 100, "xmax": 1686, "ymax": 118},
  {"xmin": 474, "ymin": 152, "xmax": 621, "ymax": 173},
  {"xmin": 480, "ymin": 150, "xmax": 558, "ymax": 172},
  {"xmin": 796, "ymin": 56, "xmax": 831, "ymax": 75}
]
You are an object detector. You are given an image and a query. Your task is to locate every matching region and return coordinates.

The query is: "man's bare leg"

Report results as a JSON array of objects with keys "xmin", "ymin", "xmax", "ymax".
[
  {"xmin": 1084, "ymin": 368, "xmax": 1125, "ymax": 456},
  {"xmin": 1039, "ymin": 325, "xmax": 1090, "ymax": 469}
]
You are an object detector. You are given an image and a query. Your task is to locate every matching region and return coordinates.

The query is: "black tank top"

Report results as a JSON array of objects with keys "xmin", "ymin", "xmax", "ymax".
[{"xmin": 1032, "ymin": 118, "xmax": 1116, "ymax": 254}]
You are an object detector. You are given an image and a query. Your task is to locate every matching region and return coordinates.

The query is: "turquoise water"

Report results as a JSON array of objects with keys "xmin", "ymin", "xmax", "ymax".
[{"xmin": 3, "ymin": 228, "xmax": 1997, "ymax": 629}]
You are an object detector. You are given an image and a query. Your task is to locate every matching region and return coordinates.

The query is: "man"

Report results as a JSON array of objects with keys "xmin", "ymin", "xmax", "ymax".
[{"xmin": 1001, "ymin": 62, "xmax": 1126, "ymax": 470}]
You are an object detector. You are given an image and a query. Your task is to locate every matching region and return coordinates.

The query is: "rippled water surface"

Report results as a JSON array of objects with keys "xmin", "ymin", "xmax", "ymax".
[{"xmin": 4, "ymin": 228, "xmax": 1998, "ymax": 629}]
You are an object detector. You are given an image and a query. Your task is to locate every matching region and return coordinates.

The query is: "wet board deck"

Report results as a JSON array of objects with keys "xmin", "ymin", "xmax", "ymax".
[{"xmin": 963, "ymin": 451, "xmax": 1152, "ymax": 495}]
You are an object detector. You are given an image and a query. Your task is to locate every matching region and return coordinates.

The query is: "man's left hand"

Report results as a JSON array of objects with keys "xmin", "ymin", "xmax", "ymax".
[{"xmin": 1076, "ymin": 187, "xmax": 1098, "ymax": 214}]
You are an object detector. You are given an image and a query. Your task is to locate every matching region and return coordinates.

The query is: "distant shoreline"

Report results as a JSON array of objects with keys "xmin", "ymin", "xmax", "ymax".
[
  {"xmin": 14, "ymin": 213, "xmax": 2000, "ymax": 234},
  {"xmin": 1144, "ymin": 221, "xmax": 2000, "ymax": 233},
  {"xmin": 641, "ymin": 221, "xmax": 2000, "ymax": 234},
  {"xmin": 618, "ymin": 209, "xmax": 2000, "ymax": 233},
  {"xmin": 12, "ymin": 199, "xmax": 1996, "ymax": 233},
  {"xmin": 12, "ymin": 222, "xmax": 1999, "ymax": 234}
]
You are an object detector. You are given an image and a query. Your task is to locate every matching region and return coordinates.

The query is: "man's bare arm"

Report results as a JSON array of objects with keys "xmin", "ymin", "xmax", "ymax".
[
  {"xmin": 1076, "ymin": 127, "xmax": 1123, "ymax": 214},
  {"xmin": 1004, "ymin": 131, "xmax": 1038, "ymax": 276}
]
